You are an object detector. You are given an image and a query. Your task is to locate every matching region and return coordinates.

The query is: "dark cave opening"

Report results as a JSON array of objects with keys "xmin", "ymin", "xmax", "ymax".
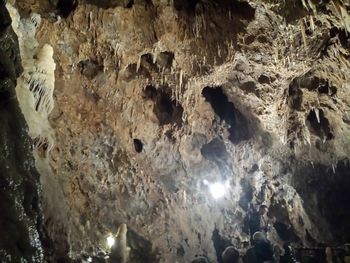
[
  {"xmin": 56, "ymin": 0, "xmax": 77, "ymax": 18},
  {"xmin": 329, "ymin": 27, "xmax": 350, "ymax": 51},
  {"xmin": 202, "ymin": 86, "xmax": 250, "ymax": 143},
  {"xmin": 126, "ymin": 0, "xmax": 134, "ymax": 8},
  {"xmin": 156, "ymin": 51, "xmax": 174, "ymax": 70},
  {"xmin": 173, "ymin": 0, "xmax": 255, "ymax": 20},
  {"xmin": 291, "ymin": 74, "xmax": 337, "ymax": 97},
  {"xmin": 230, "ymin": 0, "xmax": 255, "ymax": 20},
  {"xmin": 143, "ymin": 85, "xmax": 157, "ymax": 100},
  {"xmin": 133, "ymin": 139, "xmax": 143, "ymax": 153},
  {"xmin": 143, "ymin": 85, "xmax": 183, "ymax": 126},
  {"xmin": 311, "ymin": 78, "xmax": 337, "ymax": 96},
  {"xmin": 86, "ymin": 0, "xmax": 135, "ymax": 9},
  {"xmin": 306, "ymin": 109, "xmax": 334, "ymax": 141},
  {"xmin": 258, "ymin": 74, "xmax": 270, "ymax": 84},
  {"xmin": 173, "ymin": 0, "xmax": 201, "ymax": 12},
  {"xmin": 141, "ymin": 53, "xmax": 155, "ymax": 66},
  {"xmin": 77, "ymin": 59, "xmax": 102, "ymax": 79},
  {"xmin": 155, "ymin": 92, "xmax": 181, "ymax": 125},
  {"xmin": 318, "ymin": 83, "xmax": 330, "ymax": 94},
  {"xmin": 317, "ymin": 81, "xmax": 337, "ymax": 96},
  {"xmin": 125, "ymin": 63, "xmax": 151, "ymax": 81}
]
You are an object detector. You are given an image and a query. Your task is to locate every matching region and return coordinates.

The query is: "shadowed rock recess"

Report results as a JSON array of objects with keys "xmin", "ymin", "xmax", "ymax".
[{"xmin": 1, "ymin": 0, "xmax": 350, "ymax": 262}]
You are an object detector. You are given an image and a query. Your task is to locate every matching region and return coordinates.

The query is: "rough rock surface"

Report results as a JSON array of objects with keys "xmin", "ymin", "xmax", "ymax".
[
  {"xmin": 3, "ymin": 0, "xmax": 350, "ymax": 262},
  {"xmin": 0, "ymin": 1, "xmax": 43, "ymax": 261}
]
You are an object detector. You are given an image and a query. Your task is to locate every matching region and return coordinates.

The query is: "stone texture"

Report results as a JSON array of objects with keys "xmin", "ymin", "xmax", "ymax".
[
  {"xmin": 4, "ymin": 0, "xmax": 350, "ymax": 262},
  {"xmin": 0, "ymin": 2, "xmax": 43, "ymax": 262}
]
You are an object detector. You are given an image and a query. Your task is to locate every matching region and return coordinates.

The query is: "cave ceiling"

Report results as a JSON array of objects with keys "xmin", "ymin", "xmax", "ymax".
[{"xmin": 1, "ymin": 0, "xmax": 350, "ymax": 262}]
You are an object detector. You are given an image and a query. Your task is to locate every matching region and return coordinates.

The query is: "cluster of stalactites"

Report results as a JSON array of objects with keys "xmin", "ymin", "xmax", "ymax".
[{"xmin": 7, "ymin": 3, "xmax": 56, "ymax": 153}]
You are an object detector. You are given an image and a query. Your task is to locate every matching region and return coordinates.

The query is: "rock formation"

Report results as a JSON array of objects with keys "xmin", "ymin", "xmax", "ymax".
[
  {"xmin": 0, "ymin": 1, "xmax": 43, "ymax": 261},
  {"xmin": 1, "ymin": 0, "xmax": 350, "ymax": 262}
]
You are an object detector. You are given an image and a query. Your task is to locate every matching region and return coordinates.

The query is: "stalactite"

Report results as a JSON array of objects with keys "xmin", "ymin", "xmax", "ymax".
[
  {"xmin": 7, "ymin": 4, "xmax": 55, "ymax": 153},
  {"xmin": 136, "ymin": 55, "xmax": 141, "ymax": 73},
  {"xmin": 300, "ymin": 19, "xmax": 307, "ymax": 48},
  {"xmin": 310, "ymin": 16, "xmax": 315, "ymax": 33}
]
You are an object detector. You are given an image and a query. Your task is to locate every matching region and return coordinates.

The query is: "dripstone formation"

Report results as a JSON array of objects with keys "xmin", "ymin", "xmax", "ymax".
[{"xmin": 1, "ymin": 0, "xmax": 350, "ymax": 262}]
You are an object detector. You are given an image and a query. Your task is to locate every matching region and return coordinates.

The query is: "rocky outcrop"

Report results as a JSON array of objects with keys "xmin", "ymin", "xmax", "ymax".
[
  {"xmin": 3, "ymin": 0, "xmax": 350, "ymax": 262},
  {"xmin": 0, "ymin": 1, "xmax": 43, "ymax": 262}
]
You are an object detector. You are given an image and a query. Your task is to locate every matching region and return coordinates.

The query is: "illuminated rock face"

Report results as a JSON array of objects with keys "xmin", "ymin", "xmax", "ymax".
[{"xmin": 4, "ymin": 0, "xmax": 350, "ymax": 262}]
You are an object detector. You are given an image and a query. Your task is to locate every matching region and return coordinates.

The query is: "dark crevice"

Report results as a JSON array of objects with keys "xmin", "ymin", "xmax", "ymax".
[
  {"xmin": 202, "ymin": 86, "xmax": 250, "ymax": 143},
  {"xmin": 257, "ymin": 35, "xmax": 268, "ymax": 43},
  {"xmin": 133, "ymin": 139, "xmax": 143, "ymax": 153},
  {"xmin": 306, "ymin": 109, "xmax": 334, "ymax": 141},
  {"xmin": 291, "ymin": 74, "xmax": 337, "ymax": 96},
  {"xmin": 329, "ymin": 27, "xmax": 350, "ymax": 52},
  {"xmin": 143, "ymin": 85, "xmax": 157, "ymax": 100},
  {"xmin": 143, "ymin": 85, "xmax": 183, "ymax": 126},
  {"xmin": 156, "ymin": 51, "xmax": 174, "ymax": 70},
  {"xmin": 140, "ymin": 53, "xmax": 157, "ymax": 73},
  {"xmin": 174, "ymin": 0, "xmax": 255, "ymax": 20},
  {"xmin": 154, "ymin": 90, "xmax": 183, "ymax": 126},
  {"xmin": 86, "ymin": 0, "xmax": 135, "ymax": 9},
  {"xmin": 231, "ymin": 0, "xmax": 255, "ymax": 20},
  {"xmin": 56, "ymin": 0, "xmax": 77, "ymax": 18},
  {"xmin": 245, "ymin": 35, "xmax": 255, "ymax": 45},
  {"xmin": 258, "ymin": 75, "xmax": 270, "ymax": 84},
  {"xmin": 124, "ymin": 63, "xmax": 151, "ymax": 81},
  {"xmin": 248, "ymin": 164, "xmax": 259, "ymax": 173},
  {"xmin": 310, "ymin": 78, "xmax": 337, "ymax": 96},
  {"xmin": 141, "ymin": 53, "xmax": 155, "ymax": 65},
  {"xmin": 77, "ymin": 59, "xmax": 102, "ymax": 79},
  {"xmin": 319, "ymin": 82, "xmax": 337, "ymax": 96},
  {"xmin": 173, "ymin": 0, "xmax": 201, "ymax": 13},
  {"xmin": 288, "ymin": 80, "xmax": 303, "ymax": 111},
  {"xmin": 126, "ymin": 0, "xmax": 134, "ymax": 8}
]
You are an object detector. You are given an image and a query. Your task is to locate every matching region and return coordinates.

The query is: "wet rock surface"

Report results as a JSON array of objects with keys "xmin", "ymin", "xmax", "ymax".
[
  {"xmin": 1, "ymin": 0, "xmax": 350, "ymax": 262},
  {"xmin": 0, "ymin": 2, "xmax": 43, "ymax": 262}
]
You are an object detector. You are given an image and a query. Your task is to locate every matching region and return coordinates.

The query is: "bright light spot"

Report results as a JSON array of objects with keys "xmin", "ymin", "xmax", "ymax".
[
  {"xmin": 209, "ymin": 182, "xmax": 226, "ymax": 199},
  {"xmin": 203, "ymin": 179, "xmax": 209, "ymax": 185},
  {"xmin": 106, "ymin": 235, "xmax": 115, "ymax": 248},
  {"xmin": 87, "ymin": 257, "xmax": 92, "ymax": 262}
]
